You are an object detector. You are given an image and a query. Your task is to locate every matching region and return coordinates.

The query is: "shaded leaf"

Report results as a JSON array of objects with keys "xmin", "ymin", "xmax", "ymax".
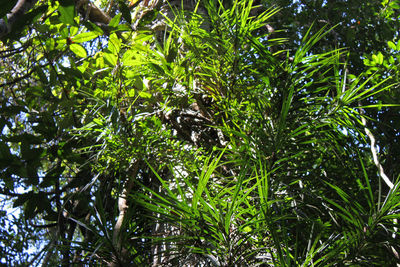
[
  {"xmin": 118, "ymin": 0, "xmax": 132, "ymax": 24},
  {"xmin": 59, "ymin": 0, "xmax": 76, "ymax": 25}
]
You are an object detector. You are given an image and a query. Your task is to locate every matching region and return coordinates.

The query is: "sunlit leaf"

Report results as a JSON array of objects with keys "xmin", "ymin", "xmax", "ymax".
[
  {"xmin": 109, "ymin": 13, "xmax": 121, "ymax": 27},
  {"xmin": 70, "ymin": 43, "xmax": 87, "ymax": 58},
  {"xmin": 73, "ymin": 31, "xmax": 100, "ymax": 43},
  {"xmin": 108, "ymin": 33, "xmax": 121, "ymax": 54},
  {"xmin": 377, "ymin": 52, "xmax": 384, "ymax": 65},
  {"xmin": 388, "ymin": 41, "xmax": 397, "ymax": 50},
  {"xmin": 103, "ymin": 52, "xmax": 117, "ymax": 66},
  {"xmin": 138, "ymin": 91, "xmax": 152, "ymax": 98}
]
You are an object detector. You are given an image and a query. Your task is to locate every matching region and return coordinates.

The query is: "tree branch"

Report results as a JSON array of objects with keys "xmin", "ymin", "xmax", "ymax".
[
  {"xmin": 359, "ymin": 102, "xmax": 398, "ymax": 257},
  {"xmin": 75, "ymin": 0, "xmax": 111, "ymax": 25},
  {"xmin": 0, "ymin": 0, "xmax": 40, "ymax": 39},
  {"xmin": 359, "ymin": 105, "xmax": 394, "ymax": 189},
  {"xmin": 0, "ymin": 0, "xmax": 112, "ymax": 40}
]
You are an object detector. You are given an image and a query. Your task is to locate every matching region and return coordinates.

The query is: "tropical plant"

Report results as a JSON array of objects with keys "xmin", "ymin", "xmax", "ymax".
[{"xmin": 0, "ymin": 0, "xmax": 399, "ymax": 266}]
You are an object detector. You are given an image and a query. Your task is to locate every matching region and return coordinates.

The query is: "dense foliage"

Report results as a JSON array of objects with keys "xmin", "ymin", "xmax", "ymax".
[{"xmin": 0, "ymin": 0, "xmax": 399, "ymax": 266}]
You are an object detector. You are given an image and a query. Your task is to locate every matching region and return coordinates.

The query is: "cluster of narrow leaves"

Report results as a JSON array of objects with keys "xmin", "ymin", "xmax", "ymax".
[
  {"xmin": 125, "ymin": 2, "xmax": 400, "ymax": 265},
  {"xmin": 0, "ymin": 0, "xmax": 399, "ymax": 265}
]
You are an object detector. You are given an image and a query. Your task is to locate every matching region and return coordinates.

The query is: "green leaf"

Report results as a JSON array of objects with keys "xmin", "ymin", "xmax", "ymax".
[
  {"xmin": 35, "ymin": 193, "xmax": 52, "ymax": 214},
  {"xmin": 43, "ymin": 211, "xmax": 58, "ymax": 221},
  {"xmin": 29, "ymin": 5, "xmax": 49, "ymax": 23},
  {"xmin": 73, "ymin": 31, "xmax": 100, "ymax": 43},
  {"xmin": 243, "ymin": 226, "xmax": 252, "ymax": 233},
  {"xmin": 70, "ymin": 43, "xmax": 87, "ymax": 58},
  {"xmin": 35, "ymin": 66, "xmax": 48, "ymax": 84},
  {"xmin": 21, "ymin": 143, "xmax": 44, "ymax": 162},
  {"xmin": 372, "ymin": 54, "xmax": 378, "ymax": 64},
  {"xmin": 13, "ymin": 193, "xmax": 32, "ymax": 208},
  {"xmin": 49, "ymin": 67, "xmax": 57, "ymax": 85},
  {"xmin": 389, "ymin": 1, "xmax": 400, "ymax": 9},
  {"xmin": 139, "ymin": 91, "xmax": 152, "ymax": 98},
  {"xmin": 133, "ymin": 77, "xmax": 143, "ymax": 91},
  {"xmin": 60, "ymin": 25, "xmax": 69, "ymax": 38},
  {"xmin": 59, "ymin": 0, "xmax": 76, "ymax": 25},
  {"xmin": 25, "ymin": 198, "xmax": 36, "ymax": 219},
  {"xmin": 0, "ymin": 142, "xmax": 13, "ymax": 163},
  {"xmin": 103, "ymin": 52, "xmax": 117, "ymax": 66},
  {"xmin": 21, "ymin": 133, "xmax": 43, "ymax": 144},
  {"xmin": 363, "ymin": 58, "xmax": 372, "ymax": 66},
  {"xmin": 377, "ymin": 52, "xmax": 384, "ymax": 65},
  {"xmin": 40, "ymin": 166, "xmax": 65, "ymax": 187},
  {"xmin": 83, "ymin": 21, "xmax": 104, "ymax": 35},
  {"xmin": 108, "ymin": 33, "xmax": 121, "ymax": 54},
  {"xmin": 77, "ymin": 61, "xmax": 89, "ymax": 73},
  {"xmin": 70, "ymin": 26, "xmax": 79, "ymax": 36},
  {"xmin": 45, "ymin": 38, "xmax": 55, "ymax": 50},
  {"xmin": 60, "ymin": 65, "xmax": 83, "ymax": 80},
  {"xmin": 122, "ymin": 50, "xmax": 142, "ymax": 66},
  {"xmin": 115, "ymin": 24, "xmax": 132, "ymax": 32},
  {"xmin": 109, "ymin": 13, "xmax": 121, "ymax": 27},
  {"xmin": 388, "ymin": 41, "xmax": 397, "ymax": 50}
]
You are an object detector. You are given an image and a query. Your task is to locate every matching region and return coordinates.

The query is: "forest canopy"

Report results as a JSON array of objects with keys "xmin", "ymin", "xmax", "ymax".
[{"xmin": 0, "ymin": 0, "xmax": 399, "ymax": 266}]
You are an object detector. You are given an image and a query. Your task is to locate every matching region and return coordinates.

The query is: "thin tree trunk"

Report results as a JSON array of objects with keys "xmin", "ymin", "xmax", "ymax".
[{"xmin": 111, "ymin": 160, "xmax": 140, "ymax": 266}]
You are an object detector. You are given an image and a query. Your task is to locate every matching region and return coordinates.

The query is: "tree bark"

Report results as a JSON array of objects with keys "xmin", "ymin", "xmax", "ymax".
[
  {"xmin": 0, "ymin": 0, "xmax": 111, "ymax": 40},
  {"xmin": 0, "ymin": 0, "xmax": 39, "ymax": 39}
]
